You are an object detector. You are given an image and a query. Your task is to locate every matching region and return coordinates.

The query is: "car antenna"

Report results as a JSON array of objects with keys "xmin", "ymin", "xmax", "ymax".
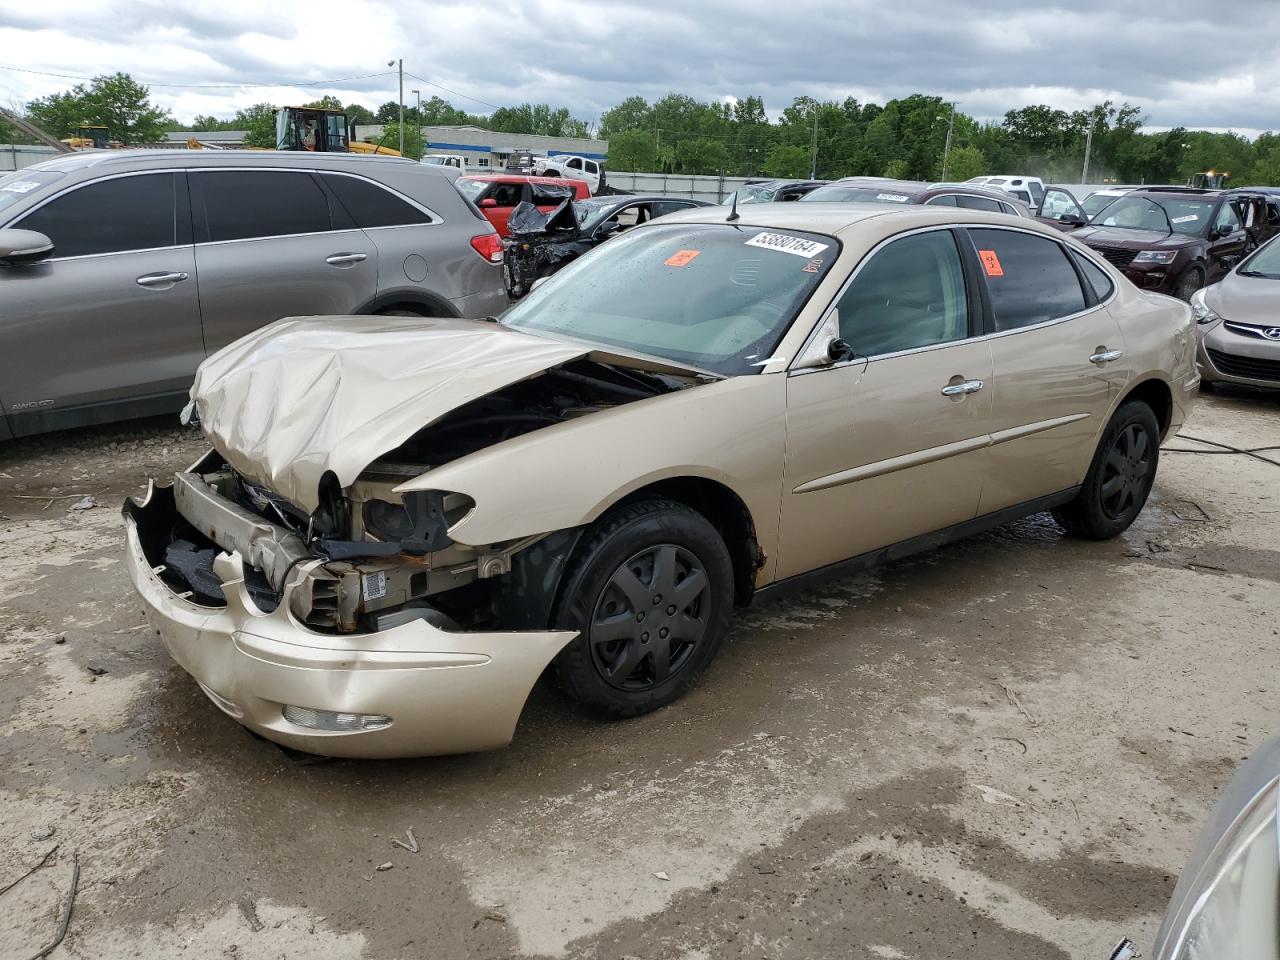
[{"xmin": 726, "ymin": 189, "xmax": 740, "ymax": 222}]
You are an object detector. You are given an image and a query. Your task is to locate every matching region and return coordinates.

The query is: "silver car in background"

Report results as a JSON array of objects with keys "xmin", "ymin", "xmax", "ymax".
[
  {"xmin": 1192, "ymin": 235, "xmax": 1280, "ymax": 389},
  {"xmin": 0, "ymin": 150, "xmax": 507, "ymax": 439}
]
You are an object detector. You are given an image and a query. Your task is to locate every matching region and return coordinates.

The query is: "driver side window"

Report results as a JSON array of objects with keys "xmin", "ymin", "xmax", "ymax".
[
  {"xmin": 834, "ymin": 230, "xmax": 969, "ymax": 357},
  {"xmin": 1213, "ymin": 203, "xmax": 1242, "ymax": 233}
]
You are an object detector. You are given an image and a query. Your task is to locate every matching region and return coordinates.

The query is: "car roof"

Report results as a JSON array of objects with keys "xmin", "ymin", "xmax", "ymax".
[
  {"xmin": 648, "ymin": 202, "xmax": 1071, "ymax": 243},
  {"xmin": 26, "ymin": 148, "xmax": 419, "ymax": 175}
]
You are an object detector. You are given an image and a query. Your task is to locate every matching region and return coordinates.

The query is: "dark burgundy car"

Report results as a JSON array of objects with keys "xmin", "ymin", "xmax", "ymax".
[{"xmin": 1071, "ymin": 189, "xmax": 1275, "ymax": 300}]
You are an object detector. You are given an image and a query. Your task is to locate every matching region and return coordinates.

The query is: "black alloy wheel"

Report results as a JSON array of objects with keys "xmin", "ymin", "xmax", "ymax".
[
  {"xmin": 1098, "ymin": 422, "xmax": 1153, "ymax": 520},
  {"xmin": 589, "ymin": 544, "xmax": 708, "ymax": 690}
]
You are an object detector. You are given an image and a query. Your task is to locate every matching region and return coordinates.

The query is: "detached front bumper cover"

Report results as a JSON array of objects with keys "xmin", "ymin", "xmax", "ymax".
[{"xmin": 123, "ymin": 482, "xmax": 576, "ymax": 759}]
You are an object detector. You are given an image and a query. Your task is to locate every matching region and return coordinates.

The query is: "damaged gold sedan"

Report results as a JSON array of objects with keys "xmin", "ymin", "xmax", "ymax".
[{"xmin": 125, "ymin": 205, "xmax": 1199, "ymax": 757}]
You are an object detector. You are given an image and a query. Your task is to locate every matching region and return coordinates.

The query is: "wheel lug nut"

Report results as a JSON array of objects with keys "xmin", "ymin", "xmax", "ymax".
[
  {"xmin": 659, "ymin": 627, "xmax": 669, "ymax": 638},
  {"xmin": 652, "ymin": 595, "xmax": 662, "ymax": 605},
  {"xmin": 666, "ymin": 605, "xmax": 676, "ymax": 615},
  {"xmin": 636, "ymin": 612, "xmax": 645, "ymax": 622},
  {"xmin": 641, "ymin": 632, "xmax": 649, "ymax": 642}
]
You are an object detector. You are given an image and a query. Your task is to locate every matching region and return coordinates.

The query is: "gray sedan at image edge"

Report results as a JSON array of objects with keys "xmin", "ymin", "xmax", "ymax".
[
  {"xmin": 1192, "ymin": 234, "xmax": 1280, "ymax": 389},
  {"xmin": 0, "ymin": 149, "xmax": 508, "ymax": 440}
]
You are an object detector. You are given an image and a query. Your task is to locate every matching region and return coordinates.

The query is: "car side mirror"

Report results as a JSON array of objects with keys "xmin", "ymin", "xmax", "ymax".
[
  {"xmin": 596, "ymin": 218, "xmax": 621, "ymax": 238},
  {"xmin": 0, "ymin": 228, "xmax": 53, "ymax": 264},
  {"xmin": 1215, "ymin": 224, "xmax": 1236, "ymax": 239},
  {"xmin": 1060, "ymin": 213, "xmax": 1086, "ymax": 226},
  {"xmin": 479, "ymin": 198, "xmax": 498, "ymax": 208},
  {"xmin": 827, "ymin": 338, "xmax": 855, "ymax": 364}
]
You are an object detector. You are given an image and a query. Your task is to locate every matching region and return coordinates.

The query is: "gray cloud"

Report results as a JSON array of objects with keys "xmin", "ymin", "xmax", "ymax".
[{"xmin": 2, "ymin": 0, "xmax": 1278, "ymax": 132}]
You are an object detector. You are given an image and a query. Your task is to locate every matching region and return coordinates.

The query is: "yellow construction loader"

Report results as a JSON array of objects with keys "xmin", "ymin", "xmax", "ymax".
[{"xmin": 275, "ymin": 106, "xmax": 400, "ymax": 156}]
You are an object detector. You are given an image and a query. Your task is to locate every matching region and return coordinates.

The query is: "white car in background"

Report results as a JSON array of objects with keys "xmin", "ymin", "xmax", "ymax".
[
  {"xmin": 533, "ymin": 154, "xmax": 604, "ymax": 195},
  {"xmin": 980, "ymin": 175, "xmax": 1045, "ymax": 206}
]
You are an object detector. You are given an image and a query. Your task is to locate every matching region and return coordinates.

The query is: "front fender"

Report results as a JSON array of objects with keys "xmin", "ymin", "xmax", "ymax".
[{"xmin": 397, "ymin": 374, "xmax": 786, "ymax": 565}]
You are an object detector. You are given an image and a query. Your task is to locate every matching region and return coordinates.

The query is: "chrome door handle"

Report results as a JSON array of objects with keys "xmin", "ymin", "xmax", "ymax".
[
  {"xmin": 325, "ymin": 252, "xmax": 368, "ymax": 266},
  {"xmin": 1090, "ymin": 349, "xmax": 1124, "ymax": 364},
  {"xmin": 941, "ymin": 379, "xmax": 984, "ymax": 397},
  {"xmin": 136, "ymin": 271, "xmax": 188, "ymax": 288}
]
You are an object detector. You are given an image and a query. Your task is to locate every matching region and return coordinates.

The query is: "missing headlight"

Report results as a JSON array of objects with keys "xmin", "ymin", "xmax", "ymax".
[{"xmin": 363, "ymin": 499, "xmax": 415, "ymax": 541}]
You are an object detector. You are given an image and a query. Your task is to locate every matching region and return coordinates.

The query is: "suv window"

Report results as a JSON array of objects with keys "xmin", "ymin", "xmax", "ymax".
[
  {"xmin": 957, "ymin": 194, "xmax": 1002, "ymax": 212},
  {"xmin": 488, "ymin": 183, "xmax": 523, "ymax": 206},
  {"xmin": 1213, "ymin": 202, "xmax": 1242, "ymax": 233},
  {"xmin": 1070, "ymin": 249, "xmax": 1114, "ymax": 301},
  {"xmin": 650, "ymin": 199, "xmax": 696, "ymax": 217},
  {"xmin": 924, "ymin": 194, "xmax": 959, "ymax": 207},
  {"xmin": 969, "ymin": 228, "xmax": 1086, "ymax": 331},
  {"xmin": 322, "ymin": 173, "xmax": 432, "ymax": 228},
  {"xmin": 836, "ymin": 229, "xmax": 969, "ymax": 357},
  {"xmin": 17, "ymin": 173, "xmax": 186, "ymax": 259},
  {"xmin": 193, "ymin": 170, "xmax": 332, "ymax": 242}
]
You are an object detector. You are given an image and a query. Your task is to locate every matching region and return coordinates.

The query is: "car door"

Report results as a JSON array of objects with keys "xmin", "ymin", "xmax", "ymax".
[
  {"xmin": 1037, "ymin": 187, "xmax": 1088, "ymax": 231},
  {"xmin": 965, "ymin": 226, "xmax": 1129, "ymax": 515},
  {"xmin": 1207, "ymin": 201, "xmax": 1247, "ymax": 281},
  {"xmin": 778, "ymin": 227, "xmax": 993, "ymax": 579},
  {"xmin": 189, "ymin": 168, "xmax": 378, "ymax": 354},
  {"xmin": 0, "ymin": 170, "xmax": 203, "ymax": 433}
]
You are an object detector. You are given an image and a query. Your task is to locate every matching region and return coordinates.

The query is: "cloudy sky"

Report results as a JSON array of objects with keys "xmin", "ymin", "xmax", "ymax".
[{"xmin": 2, "ymin": 0, "xmax": 1279, "ymax": 135}]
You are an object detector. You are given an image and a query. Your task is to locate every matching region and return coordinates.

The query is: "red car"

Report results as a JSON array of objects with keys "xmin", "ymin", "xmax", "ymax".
[{"xmin": 457, "ymin": 175, "xmax": 591, "ymax": 237}]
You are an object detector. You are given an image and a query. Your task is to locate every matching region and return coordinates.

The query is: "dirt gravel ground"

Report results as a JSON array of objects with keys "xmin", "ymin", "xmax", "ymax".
[{"xmin": 1, "ymin": 386, "xmax": 1277, "ymax": 960}]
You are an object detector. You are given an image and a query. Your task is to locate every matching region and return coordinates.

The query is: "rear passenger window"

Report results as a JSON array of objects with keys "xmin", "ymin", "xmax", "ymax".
[
  {"xmin": 957, "ymin": 195, "xmax": 1002, "ymax": 212},
  {"xmin": 194, "ymin": 171, "xmax": 331, "ymax": 242},
  {"xmin": 969, "ymin": 228, "xmax": 1086, "ymax": 331},
  {"xmin": 924, "ymin": 194, "xmax": 959, "ymax": 207},
  {"xmin": 19, "ymin": 173, "xmax": 184, "ymax": 258},
  {"xmin": 1071, "ymin": 249, "xmax": 1114, "ymax": 301},
  {"xmin": 323, "ymin": 174, "xmax": 433, "ymax": 228},
  {"xmin": 836, "ymin": 230, "xmax": 969, "ymax": 356}
]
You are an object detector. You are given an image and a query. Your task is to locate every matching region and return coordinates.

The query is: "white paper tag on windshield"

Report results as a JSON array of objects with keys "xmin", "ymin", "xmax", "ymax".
[
  {"xmin": 744, "ymin": 232, "xmax": 829, "ymax": 258},
  {"xmin": 1, "ymin": 180, "xmax": 41, "ymax": 194},
  {"xmin": 361, "ymin": 571, "xmax": 387, "ymax": 602},
  {"xmin": 876, "ymin": 193, "xmax": 910, "ymax": 202},
  {"xmin": 1171, "ymin": 214, "xmax": 1199, "ymax": 224}
]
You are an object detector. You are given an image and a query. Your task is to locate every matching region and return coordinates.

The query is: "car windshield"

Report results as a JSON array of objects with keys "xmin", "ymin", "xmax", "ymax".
[
  {"xmin": 574, "ymin": 198, "xmax": 628, "ymax": 232},
  {"xmin": 0, "ymin": 169, "xmax": 63, "ymax": 216},
  {"xmin": 800, "ymin": 184, "xmax": 916, "ymax": 203},
  {"xmin": 1238, "ymin": 238, "xmax": 1280, "ymax": 279},
  {"xmin": 1082, "ymin": 193, "xmax": 1121, "ymax": 217},
  {"xmin": 455, "ymin": 179, "xmax": 487, "ymax": 201},
  {"xmin": 1094, "ymin": 196, "xmax": 1216, "ymax": 236},
  {"xmin": 501, "ymin": 222, "xmax": 839, "ymax": 376}
]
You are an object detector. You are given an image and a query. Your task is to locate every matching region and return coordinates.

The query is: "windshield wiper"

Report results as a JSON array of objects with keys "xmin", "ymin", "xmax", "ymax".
[{"xmin": 1237, "ymin": 270, "xmax": 1278, "ymax": 279}]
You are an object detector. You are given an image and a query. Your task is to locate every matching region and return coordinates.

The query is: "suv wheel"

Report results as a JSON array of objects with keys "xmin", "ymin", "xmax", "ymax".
[
  {"xmin": 1052, "ymin": 400, "xmax": 1160, "ymax": 540},
  {"xmin": 552, "ymin": 500, "xmax": 734, "ymax": 718},
  {"xmin": 1174, "ymin": 266, "xmax": 1205, "ymax": 301}
]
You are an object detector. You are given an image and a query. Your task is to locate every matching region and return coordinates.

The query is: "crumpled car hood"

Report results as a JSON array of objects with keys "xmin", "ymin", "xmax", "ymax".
[{"xmin": 190, "ymin": 316, "xmax": 591, "ymax": 513}]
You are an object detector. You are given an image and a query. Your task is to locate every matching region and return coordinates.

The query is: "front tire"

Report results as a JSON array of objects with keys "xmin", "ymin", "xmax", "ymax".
[
  {"xmin": 1173, "ymin": 266, "xmax": 1205, "ymax": 301},
  {"xmin": 1052, "ymin": 401, "xmax": 1160, "ymax": 540},
  {"xmin": 552, "ymin": 500, "xmax": 734, "ymax": 718}
]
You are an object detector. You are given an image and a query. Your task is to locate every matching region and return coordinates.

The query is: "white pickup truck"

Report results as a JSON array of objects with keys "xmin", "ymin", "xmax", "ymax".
[{"xmin": 532, "ymin": 154, "xmax": 604, "ymax": 195}]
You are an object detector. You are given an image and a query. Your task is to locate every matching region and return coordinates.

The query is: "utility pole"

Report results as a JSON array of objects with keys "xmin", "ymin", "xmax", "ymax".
[
  {"xmin": 1081, "ymin": 116, "xmax": 1095, "ymax": 184},
  {"xmin": 809, "ymin": 106, "xmax": 819, "ymax": 180},
  {"xmin": 941, "ymin": 102, "xmax": 955, "ymax": 181},
  {"xmin": 388, "ymin": 58, "xmax": 404, "ymax": 155},
  {"xmin": 411, "ymin": 88, "xmax": 420, "ymax": 160}
]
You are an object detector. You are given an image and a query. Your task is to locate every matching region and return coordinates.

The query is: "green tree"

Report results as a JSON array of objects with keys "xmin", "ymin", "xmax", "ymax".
[
  {"xmin": 344, "ymin": 102, "xmax": 375, "ymax": 125},
  {"xmin": 763, "ymin": 144, "xmax": 810, "ymax": 178},
  {"xmin": 26, "ymin": 72, "xmax": 173, "ymax": 144},
  {"xmin": 600, "ymin": 96, "xmax": 651, "ymax": 138},
  {"xmin": 944, "ymin": 144, "xmax": 986, "ymax": 181},
  {"xmin": 233, "ymin": 103, "xmax": 278, "ymax": 148},
  {"xmin": 362, "ymin": 120, "xmax": 423, "ymax": 159},
  {"xmin": 189, "ymin": 113, "xmax": 237, "ymax": 131},
  {"xmin": 674, "ymin": 137, "xmax": 729, "ymax": 175},
  {"xmin": 605, "ymin": 128, "xmax": 656, "ymax": 171}
]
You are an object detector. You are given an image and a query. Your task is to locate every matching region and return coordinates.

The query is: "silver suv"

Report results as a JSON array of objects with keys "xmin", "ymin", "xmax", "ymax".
[{"xmin": 0, "ymin": 150, "xmax": 507, "ymax": 438}]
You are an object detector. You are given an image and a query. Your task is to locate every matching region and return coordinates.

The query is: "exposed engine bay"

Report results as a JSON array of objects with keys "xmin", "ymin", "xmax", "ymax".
[{"xmin": 131, "ymin": 359, "xmax": 696, "ymax": 636}]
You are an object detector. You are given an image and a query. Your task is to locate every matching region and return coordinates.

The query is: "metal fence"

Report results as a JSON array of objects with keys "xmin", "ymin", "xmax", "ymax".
[
  {"xmin": 607, "ymin": 171, "xmax": 753, "ymax": 203},
  {"xmin": 0, "ymin": 143, "xmax": 61, "ymax": 171}
]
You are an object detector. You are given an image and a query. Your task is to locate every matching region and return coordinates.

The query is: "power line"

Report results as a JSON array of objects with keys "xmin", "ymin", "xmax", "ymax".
[
  {"xmin": 403, "ymin": 71, "xmax": 502, "ymax": 111},
  {"xmin": 0, "ymin": 63, "xmax": 396, "ymax": 90}
]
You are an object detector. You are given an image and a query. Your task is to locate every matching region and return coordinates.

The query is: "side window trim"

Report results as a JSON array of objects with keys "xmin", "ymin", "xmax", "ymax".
[{"xmin": 12, "ymin": 169, "xmax": 190, "ymax": 260}]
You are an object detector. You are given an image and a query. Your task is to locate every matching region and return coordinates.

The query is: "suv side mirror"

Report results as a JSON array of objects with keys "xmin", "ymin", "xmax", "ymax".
[
  {"xmin": 827, "ymin": 338, "xmax": 855, "ymax": 364},
  {"xmin": 1214, "ymin": 224, "xmax": 1237, "ymax": 239},
  {"xmin": 0, "ymin": 228, "xmax": 53, "ymax": 264}
]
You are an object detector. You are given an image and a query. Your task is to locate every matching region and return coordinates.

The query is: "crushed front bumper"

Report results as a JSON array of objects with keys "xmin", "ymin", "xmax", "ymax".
[{"xmin": 123, "ymin": 483, "xmax": 576, "ymax": 759}]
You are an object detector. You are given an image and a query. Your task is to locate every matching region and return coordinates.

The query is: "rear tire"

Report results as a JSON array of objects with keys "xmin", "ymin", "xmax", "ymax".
[
  {"xmin": 1052, "ymin": 401, "xmax": 1160, "ymax": 540},
  {"xmin": 552, "ymin": 500, "xmax": 734, "ymax": 718},
  {"xmin": 1173, "ymin": 266, "xmax": 1205, "ymax": 301}
]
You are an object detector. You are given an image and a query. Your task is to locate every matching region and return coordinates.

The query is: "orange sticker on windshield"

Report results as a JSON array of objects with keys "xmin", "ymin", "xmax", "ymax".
[
  {"xmin": 978, "ymin": 249, "xmax": 1004, "ymax": 277},
  {"xmin": 665, "ymin": 249, "xmax": 700, "ymax": 267}
]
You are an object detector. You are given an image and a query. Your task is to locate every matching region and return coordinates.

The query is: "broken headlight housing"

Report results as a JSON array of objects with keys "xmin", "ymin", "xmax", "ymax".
[{"xmin": 363, "ymin": 499, "xmax": 415, "ymax": 542}]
